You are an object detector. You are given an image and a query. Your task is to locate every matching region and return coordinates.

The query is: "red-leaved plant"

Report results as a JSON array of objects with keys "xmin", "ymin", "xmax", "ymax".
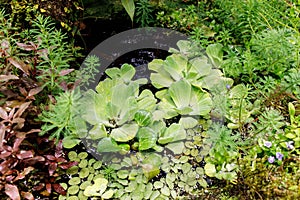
[{"xmin": 0, "ymin": 39, "xmax": 77, "ymax": 199}]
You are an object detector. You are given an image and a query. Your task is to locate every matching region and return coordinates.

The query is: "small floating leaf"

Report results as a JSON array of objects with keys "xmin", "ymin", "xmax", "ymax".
[
  {"xmin": 60, "ymin": 183, "xmax": 68, "ymax": 190},
  {"xmin": 80, "ymin": 181, "xmax": 92, "ymax": 190},
  {"xmin": 137, "ymin": 127, "xmax": 157, "ymax": 151},
  {"xmin": 78, "ymin": 191, "xmax": 88, "ymax": 200},
  {"xmin": 68, "ymin": 151, "xmax": 77, "ymax": 161},
  {"xmin": 134, "ymin": 110, "xmax": 153, "ymax": 126},
  {"xmin": 204, "ymin": 163, "xmax": 216, "ymax": 177},
  {"xmin": 150, "ymin": 190, "xmax": 160, "ymax": 200},
  {"xmin": 166, "ymin": 141, "xmax": 185, "ymax": 154},
  {"xmin": 93, "ymin": 161, "xmax": 102, "ymax": 169},
  {"xmin": 125, "ymin": 181, "xmax": 137, "ymax": 192},
  {"xmin": 161, "ymin": 186, "xmax": 170, "ymax": 196},
  {"xmin": 79, "ymin": 168, "xmax": 90, "ymax": 179},
  {"xmin": 154, "ymin": 181, "xmax": 164, "ymax": 189},
  {"xmin": 117, "ymin": 170, "xmax": 129, "ymax": 179},
  {"xmin": 102, "ymin": 189, "xmax": 115, "ymax": 199},
  {"xmin": 66, "ymin": 166, "xmax": 79, "ymax": 175},
  {"xmin": 79, "ymin": 159, "xmax": 88, "ymax": 168},
  {"xmin": 67, "ymin": 185, "xmax": 79, "ymax": 195},
  {"xmin": 69, "ymin": 177, "xmax": 81, "ymax": 185},
  {"xmin": 88, "ymin": 158, "xmax": 96, "ymax": 166},
  {"xmin": 78, "ymin": 152, "xmax": 88, "ymax": 160}
]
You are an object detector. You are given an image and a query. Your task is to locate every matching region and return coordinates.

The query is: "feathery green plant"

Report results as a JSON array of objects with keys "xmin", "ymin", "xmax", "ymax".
[
  {"xmin": 39, "ymin": 90, "xmax": 82, "ymax": 142},
  {"xmin": 135, "ymin": 0, "xmax": 154, "ymax": 27},
  {"xmin": 29, "ymin": 15, "xmax": 78, "ymax": 94}
]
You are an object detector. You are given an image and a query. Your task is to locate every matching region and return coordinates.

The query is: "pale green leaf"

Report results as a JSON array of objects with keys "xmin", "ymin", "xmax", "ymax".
[
  {"xmin": 102, "ymin": 189, "xmax": 114, "ymax": 199},
  {"xmin": 88, "ymin": 124, "xmax": 107, "ymax": 140},
  {"xmin": 190, "ymin": 56, "xmax": 212, "ymax": 77},
  {"xmin": 158, "ymin": 124, "xmax": 186, "ymax": 144},
  {"xmin": 62, "ymin": 136, "xmax": 81, "ymax": 149},
  {"xmin": 169, "ymin": 79, "xmax": 191, "ymax": 109},
  {"xmin": 121, "ymin": 0, "xmax": 135, "ymax": 23},
  {"xmin": 229, "ymin": 84, "xmax": 248, "ymax": 99},
  {"xmin": 179, "ymin": 117, "xmax": 198, "ymax": 129},
  {"xmin": 164, "ymin": 54, "xmax": 187, "ymax": 81},
  {"xmin": 189, "ymin": 89, "xmax": 212, "ymax": 116},
  {"xmin": 110, "ymin": 123, "xmax": 139, "ymax": 142},
  {"xmin": 137, "ymin": 127, "xmax": 157, "ymax": 150},
  {"xmin": 204, "ymin": 163, "xmax": 216, "ymax": 177},
  {"xmin": 97, "ymin": 137, "xmax": 121, "ymax": 152},
  {"xmin": 166, "ymin": 141, "xmax": 185, "ymax": 154},
  {"xmin": 80, "ymin": 90, "xmax": 108, "ymax": 125},
  {"xmin": 206, "ymin": 43, "xmax": 223, "ymax": 68},
  {"xmin": 137, "ymin": 89, "xmax": 157, "ymax": 112}
]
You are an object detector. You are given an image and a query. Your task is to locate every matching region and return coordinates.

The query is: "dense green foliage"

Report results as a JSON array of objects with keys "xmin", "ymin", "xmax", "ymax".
[{"xmin": 0, "ymin": 0, "xmax": 300, "ymax": 199}]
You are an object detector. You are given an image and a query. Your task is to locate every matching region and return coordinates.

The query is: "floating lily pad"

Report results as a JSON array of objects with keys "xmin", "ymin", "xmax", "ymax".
[
  {"xmin": 198, "ymin": 178, "xmax": 208, "ymax": 188},
  {"xmin": 66, "ymin": 166, "xmax": 79, "ymax": 175},
  {"xmin": 179, "ymin": 156, "xmax": 189, "ymax": 163},
  {"xmin": 93, "ymin": 161, "xmax": 102, "ymax": 169},
  {"xmin": 88, "ymin": 167, "xmax": 95, "ymax": 174},
  {"xmin": 128, "ymin": 169, "xmax": 138, "ymax": 180},
  {"xmin": 117, "ymin": 179, "xmax": 129, "ymax": 186},
  {"xmin": 102, "ymin": 189, "xmax": 115, "ymax": 199},
  {"xmin": 88, "ymin": 158, "xmax": 96, "ymax": 166},
  {"xmin": 80, "ymin": 181, "xmax": 92, "ymax": 190},
  {"xmin": 144, "ymin": 183, "xmax": 153, "ymax": 198},
  {"xmin": 79, "ymin": 159, "xmax": 88, "ymax": 168},
  {"xmin": 154, "ymin": 181, "xmax": 164, "ymax": 189},
  {"xmin": 161, "ymin": 186, "xmax": 170, "ymax": 196},
  {"xmin": 67, "ymin": 185, "xmax": 79, "ymax": 195},
  {"xmin": 80, "ymin": 168, "xmax": 90, "ymax": 179},
  {"xmin": 84, "ymin": 177, "xmax": 108, "ymax": 197},
  {"xmin": 69, "ymin": 177, "xmax": 81, "ymax": 185},
  {"xmin": 204, "ymin": 163, "xmax": 216, "ymax": 177},
  {"xmin": 78, "ymin": 152, "xmax": 88, "ymax": 160},
  {"xmin": 125, "ymin": 181, "xmax": 137, "ymax": 192},
  {"xmin": 121, "ymin": 157, "xmax": 132, "ymax": 167},
  {"xmin": 78, "ymin": 191, "xmax": 88, "ymax": 200},
  {"xmin": 117, "ymin": 170, "xmax": 129, "ymax": 179},
  {"xmin": 68, "ymin": 151, "xmax": 77, "ymax": 161},
  {"xmin": 87, "ymin": 174, "xmax": 94, "ymax": 181},
  {"xmin": 150, "ymin": 190, "xmax": 160, "ymax": 200}
]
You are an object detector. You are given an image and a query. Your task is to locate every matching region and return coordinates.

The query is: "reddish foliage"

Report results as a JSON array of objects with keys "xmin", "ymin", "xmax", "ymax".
[{"xmin": 1, "ymin": 32, "xmax": 78, "ymax": 199}]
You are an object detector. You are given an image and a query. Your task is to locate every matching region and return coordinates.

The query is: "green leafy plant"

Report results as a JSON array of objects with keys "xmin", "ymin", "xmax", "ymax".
[
  {"xmin": 284, "ymin": 102, "xmax": 300, "ymax": 154},
  {"xmin": 39, "ymin": 90, "xmax": 82, "ymax": 145},
  {"xmin": 29, "ymin": 15, "xmax": 78, "ymax": 94},
  {"xmin": 121, "ymin": 0, "xmax": 135, "ymax": 25},
  {"xmin": 203, "ymin": 123, "xmax": 242, "ymax": 182},
  {"xmin": 59, "ymin": 151, "xmax": 114, "ymax": 200},
  {"xmin": 76, "ymin": 55, "xmax": 100, "ymax": 89},
  {"xmin": 79, "ymin": 64, "xmax": 187, "ymax": 154},
  {"xmin": 222, "ymin": 28, "xmax": 299, "ymax": 83},
  {"xmin": 135, "ymin": 0, "xmax": 155, "ymax": 27}
]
